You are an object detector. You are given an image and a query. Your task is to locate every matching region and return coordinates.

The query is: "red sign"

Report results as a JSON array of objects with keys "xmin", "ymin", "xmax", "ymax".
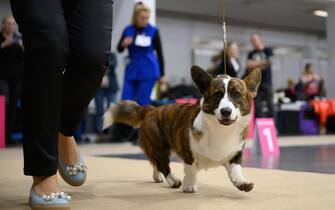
[
  {"xmin": 253, "ymin": 118, "xmax": 279, "ymax": 156},
  {"xmin": 0, "ymin": 96, "xmax": 5, "ymax": 148}
]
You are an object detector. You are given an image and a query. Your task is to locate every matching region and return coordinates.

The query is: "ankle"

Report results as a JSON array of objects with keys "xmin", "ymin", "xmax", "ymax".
[
  {"xmin": 58, "ymin": 133, "xmax": 78, "ymax": 165},
  {"xmin": 33, "ymin": 176, "xmax": 46, "ymax": 186},
  {"xmin": 32, "ymin": 175, "xmax": 60, "ymax": 195},
  {"xmin": 33, "ymin": 174, "xmax": 56, "ymax": 185},
  {"xmin": 58, "ymin": 133, "xmax": 72, "ymax": 144}
]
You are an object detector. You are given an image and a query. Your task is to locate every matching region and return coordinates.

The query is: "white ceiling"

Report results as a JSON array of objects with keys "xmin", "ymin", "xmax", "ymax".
[{"xmin": 157, "ymin": 0, "xmax": 333, "ymax": 35}]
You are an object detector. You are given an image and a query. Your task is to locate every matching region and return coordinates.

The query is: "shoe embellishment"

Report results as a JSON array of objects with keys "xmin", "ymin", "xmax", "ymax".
[
  {"xmin": 42, "ymin": 192, "xmax": 71, "ymax": 202},
  {"xmin": 66, "ymin": 163, "xmax": 87, "ymax": 176}
]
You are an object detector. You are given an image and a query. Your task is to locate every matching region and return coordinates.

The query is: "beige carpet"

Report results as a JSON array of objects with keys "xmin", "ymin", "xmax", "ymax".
[{"xmin": 1, "ymin": 151, "xmax": 335, "ymax": 210}]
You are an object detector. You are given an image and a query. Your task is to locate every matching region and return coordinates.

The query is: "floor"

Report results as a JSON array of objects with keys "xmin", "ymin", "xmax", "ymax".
[
  {"xmin": 99, "ymin": 145, "xmax": 335, "ymax": 174},
  {"xmin": 98, "ymin": 135, "xmax": 335, "ymax": 174},
  {"xmin": 1, "ymin": 135, "xmax": 335, "ymax": 210}
]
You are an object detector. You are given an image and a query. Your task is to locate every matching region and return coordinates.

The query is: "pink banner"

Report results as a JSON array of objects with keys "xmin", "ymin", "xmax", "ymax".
[
  {"xmin": 0, "ymin": 96, "xmax": 5, "ymax": 148},
  {"xmin": 176, "ymin": 98, "xmax": 198, "ymax": 105},
  {"xmin": 255, "ymin": 118, "xmax": 279, "ymax": 156}
]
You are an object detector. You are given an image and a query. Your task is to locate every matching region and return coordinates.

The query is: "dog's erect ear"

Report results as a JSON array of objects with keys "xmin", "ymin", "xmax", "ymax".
[
  {"xmin": 243, "ymin": 69, "xmax": 261, "ymax": 98},
  {"xmin": 191, "ymin": 65, "xmax": 213, "ymax": 95}
]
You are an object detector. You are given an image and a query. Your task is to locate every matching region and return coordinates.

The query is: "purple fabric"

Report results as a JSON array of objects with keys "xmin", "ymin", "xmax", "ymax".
[{"xmin": 299, "ymin": 105, "xmax": 319, "ymax": 135}]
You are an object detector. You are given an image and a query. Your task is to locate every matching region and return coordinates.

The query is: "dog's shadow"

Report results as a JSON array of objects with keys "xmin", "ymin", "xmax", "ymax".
[{"xmin": 73, "ymin": 178, "xmax": 252, "ymax": 206}]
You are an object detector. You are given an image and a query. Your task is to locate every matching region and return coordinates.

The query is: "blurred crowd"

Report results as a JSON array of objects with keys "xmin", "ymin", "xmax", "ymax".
[
  {"xmin": 0, "ymin": 2, "xmax": 329, "ymax": 144},
  {"xmin": 0, "ymin": 16, "xmax": 23, "ymax": 144},
  {"xmin": 283, "ymin": 63, "xmax": 326, "ymax": 103}
]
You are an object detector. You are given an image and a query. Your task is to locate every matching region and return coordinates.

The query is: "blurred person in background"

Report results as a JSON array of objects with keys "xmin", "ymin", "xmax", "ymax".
[
  {"xmin": 10, "ymin": 0, "xmax": 113, "ymax": 208},
  {"xmin": 300, "ymin": 63, "xmax": 321, "ymax": 100},
  {"xmin": 208, "ymin": 42, "xmax": 240, "ymax": 78},
  {"xmin": 94, "ymin": 51, "xmax": 119, "ymax": 133},
  {"xmin": 285, "ymin": 78, "xmax": 297, "ymax": 102},
  {"xmin": 117, "ymin": 2, "xmax": 165, "ymax": 106},
  {"xmin": 246, "ymin": 33, "xmax": 274, "ymax": 118},
  {"xmin": 0, "ymin": 15, "xmax": 23, "ymax": 144}
]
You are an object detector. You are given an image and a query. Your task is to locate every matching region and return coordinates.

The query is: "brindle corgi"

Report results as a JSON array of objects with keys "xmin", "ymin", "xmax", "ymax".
[{"xmin": 103, "ymin": 65, "xmax": 261, "ymax": 193}]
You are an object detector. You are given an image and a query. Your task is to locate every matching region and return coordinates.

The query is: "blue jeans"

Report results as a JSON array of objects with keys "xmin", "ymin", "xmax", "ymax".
[{"xmin": 94, "ymin": 88, "xmax": 117, "ymax": 132}]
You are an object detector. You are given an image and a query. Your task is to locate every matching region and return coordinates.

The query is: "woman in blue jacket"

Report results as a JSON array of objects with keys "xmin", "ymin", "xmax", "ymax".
[{"xmin": 117, "ymin": 2, "xmax": 165, "ymax": 105}]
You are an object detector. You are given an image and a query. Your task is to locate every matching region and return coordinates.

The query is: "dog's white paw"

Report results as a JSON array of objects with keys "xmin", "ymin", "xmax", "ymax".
[
  {"xmin": 166, "ymin": 173, "xmax": 182, "ymax": 188},
  {"xmin": 153, "ymin": 170, "xmax": 164, "ymax": 183},
  {"xmin": 182, "ymin": 184, "xmax": 198, "ymax": 193}
]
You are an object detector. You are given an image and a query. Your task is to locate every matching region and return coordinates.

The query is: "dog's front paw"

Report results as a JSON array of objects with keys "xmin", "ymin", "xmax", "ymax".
[
  {"xmin": 235, "ymin": 182, "xmax": 254, "ymax": 192},
  {"xmin": 182, "ymin": 184, "xmax": 198, "ymax": 193}
]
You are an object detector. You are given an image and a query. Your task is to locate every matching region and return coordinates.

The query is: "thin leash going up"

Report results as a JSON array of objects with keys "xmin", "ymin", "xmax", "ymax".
[{"xmin": 222, "ymin": 0, "xmax": 227, "ymax": 75}]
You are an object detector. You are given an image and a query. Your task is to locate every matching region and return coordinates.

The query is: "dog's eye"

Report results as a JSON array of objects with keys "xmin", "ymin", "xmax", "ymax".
[
  {"xmin": 232, "ymin": 90, "xmax": 241, "ymax": 98},
  {"xmin": 213, "ymin": 91, "xmax": 223, "ymax": 100}
]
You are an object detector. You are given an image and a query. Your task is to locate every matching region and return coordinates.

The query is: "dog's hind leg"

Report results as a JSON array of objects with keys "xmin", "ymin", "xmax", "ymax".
[
  {"xmin": 153, "ymin": 149, "xmax": 181, "ymax": 188},
  {"xmin": 140, "ymin": 124, "xmax": 181, "ymax": 188},
  {"xmin": 165, "ymin": 171, "xmax": 182, "ymax": 188},
  {"xmin": 152, "ymin": 166, "xmax": 163, "ymax": 183},
  {"xmin": 146, "ymin": 151, "xmax": 181, "ymax": 188}
]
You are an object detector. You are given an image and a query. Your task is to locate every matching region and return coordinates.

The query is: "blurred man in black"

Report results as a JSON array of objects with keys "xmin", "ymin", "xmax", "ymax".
[
  {"xmin": 0, "ymin": 16, "xmax": 23, "ymax": 144},
  {"xmin": 246, "ymin": 33, "xmax": 274, "ymax": 118}
]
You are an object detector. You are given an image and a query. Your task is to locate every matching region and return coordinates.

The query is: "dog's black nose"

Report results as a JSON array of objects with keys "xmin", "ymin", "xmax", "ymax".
[{"xmin": 220, "ymin": 107, "xmax": 232, "ymax": 117}]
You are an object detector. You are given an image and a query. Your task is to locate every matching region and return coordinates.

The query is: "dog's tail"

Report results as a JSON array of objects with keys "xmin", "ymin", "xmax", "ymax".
[{"xmin": 103, "ymin": 100, "xmax": 154, "ymax": 129}]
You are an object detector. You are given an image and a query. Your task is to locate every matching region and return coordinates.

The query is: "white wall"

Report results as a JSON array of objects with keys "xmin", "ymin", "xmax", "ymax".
[
  {"xmin": 111, "ymin": 0, "xmax": 136, "ymax": 97},
  {"xmin": 0, "ymin": 0, "xmax": 11, "ymax": 18},
  {"xmin": 156, "ymin": 17, "xmax": 193, "ymax": 84},
  {"xmin": 327, "ymin": 5, "xmax": 335, "ymax": 98},
  {"xmin": 154, "ymin": 16, "xmax": 328, "ymax": 90}
]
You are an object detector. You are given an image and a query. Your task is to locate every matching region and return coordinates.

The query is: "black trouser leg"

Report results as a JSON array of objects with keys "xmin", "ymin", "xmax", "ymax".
[
  {"xmin": 10, "ymin": 0, "xmax": 112, "ymax": 176},
  {"xmin": 255, "ymin": 85, "xmax": 274, "ymax": 118},
  {"xmin": 59, "ymin": 0, "xmax": 113, "ymax": 136},
  {"xmin": 10, "ymin": 0, "xmax": 69, "ymax": 176},
  {"xmin": 265, "ymin": 88, "xmax": 274, "ymax": 118},
  {"xmin": 254, "ymin": 88, "xmax": 263, "ymax": 118}
]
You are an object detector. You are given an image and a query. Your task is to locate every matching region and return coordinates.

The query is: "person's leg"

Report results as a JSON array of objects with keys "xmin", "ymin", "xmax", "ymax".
[
  {"xmin": 265, "ymin": 85, "xmax": 274, "ymax": 118},
  {"xmin": 0, "ymin": 80, "xmax": 10, "ymax": 104},
  {"xmin": 110, "ymin": 93, "xmax": 117, "ymax": 104},
  {"xmin": 137, "ymin": 79, "xmax": 156, "ymax": 106},
  {"xmin": 94, "ymin": 89, "xmax": 104, "ymax": 132},
  {"xmin": 58, "ymin": 0, "xmax": 113, "ymax": 164},
  {"xmin": 102, "ymin": 88, "xmax": 109, "ymax": 108},
  {"xmin": 121, "ymin": 79, "xmax": 136, "ymax": 101},
  {"xmin": 108, "ymin": 75, "xmax": 119, "ymax": 104},
  {"xmin": 10, "ymin": 0, "xmax": 68, "ymax": 195},
  {"xmin": 106, "ymin": 88, "xmax": 112, "ymax": 106},
  {"xmin": 254, "ymin": 86, "xmax": 264, "ymax": 118},
  {"xmin": 6, "ymin": 79, "xmax": 19, "ymax": 144},
  {"xmin": 0, "ymin": 80, "xmax": 10, "ymax": 142}
]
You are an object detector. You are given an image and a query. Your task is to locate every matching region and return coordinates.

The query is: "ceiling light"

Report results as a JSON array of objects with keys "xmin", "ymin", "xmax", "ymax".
[{"xmin": 313, "ymin": 10, "xmax": 328, "ymax": 18}]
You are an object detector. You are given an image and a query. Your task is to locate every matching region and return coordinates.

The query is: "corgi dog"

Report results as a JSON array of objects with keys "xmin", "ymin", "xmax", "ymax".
[{"xmin": 103, "ymin": 65, "xmax": 261, "ymax": 193}]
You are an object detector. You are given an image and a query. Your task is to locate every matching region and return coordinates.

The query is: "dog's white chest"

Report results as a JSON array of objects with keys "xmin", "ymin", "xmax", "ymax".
[
  {"xmin": 190, "ymin": 111, "xmax": 247, "ymax": 169},
  {"xmin": 191, "ymin": 130, "xmax": 244, "ymax": 168}
]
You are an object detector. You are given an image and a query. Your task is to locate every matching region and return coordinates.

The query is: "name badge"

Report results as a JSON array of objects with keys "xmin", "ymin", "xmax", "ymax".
[{"xmin": 135, "ymin": 34, "xmax": 151, "ymax": 47}]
